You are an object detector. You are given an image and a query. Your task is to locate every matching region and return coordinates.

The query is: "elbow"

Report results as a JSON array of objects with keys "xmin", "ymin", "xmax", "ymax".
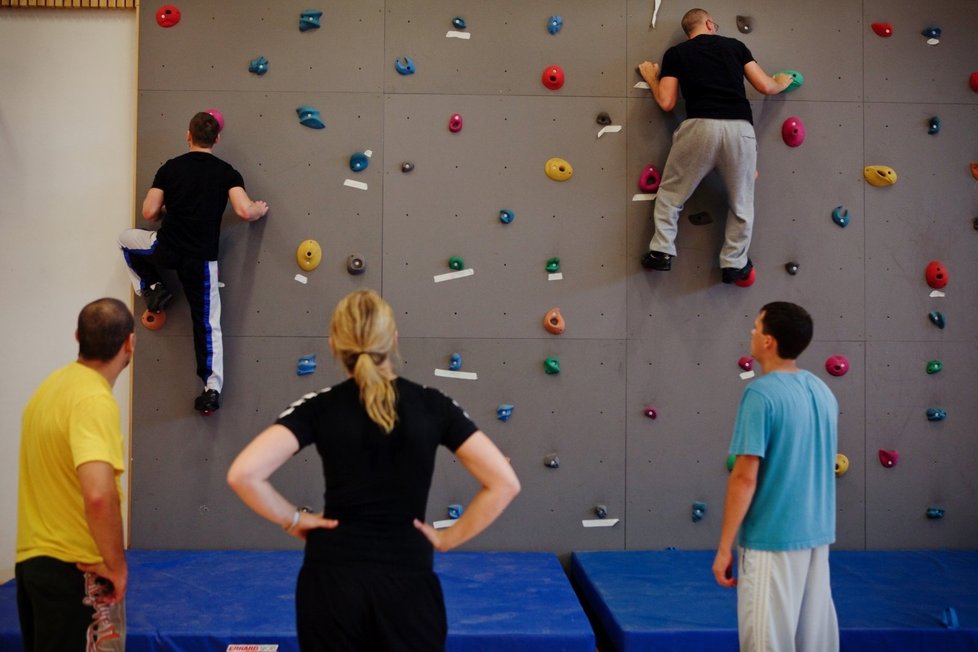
[
  {"xmin": 657, "ymin": 98, "xmax": 676, "ymax": 112},
  {"xmin": 234, "ymin": 207, "xmax": 253, "ymax": 221},
  {"xmin": 226, "ymin": 464, "xmax": 247, "ymax": 494},
  {"xmin": 503, "ymin": 475, "xmax": 521, "ymax": 502}
]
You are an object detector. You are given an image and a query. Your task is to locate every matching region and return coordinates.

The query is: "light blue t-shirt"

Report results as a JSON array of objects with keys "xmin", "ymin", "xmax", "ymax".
[{"xmin": 729, "ymin": 369, "xmax": 838, "ymax": 551}]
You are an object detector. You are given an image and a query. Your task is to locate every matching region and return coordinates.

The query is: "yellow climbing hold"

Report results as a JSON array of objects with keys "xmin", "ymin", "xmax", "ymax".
[
  {"xmin": 863, "ymin": 165, "xmax": 897, "ymax": 187},
  {"xmin": 835, "ymin": 453, "xmax": 849, "ymax": 477},
  {"xmin": 296, "ymin": 239, "xmax": 322, "ymax": 272},
  {"xmin": 545, "ymin": 157, "xmax": 574, "ymax": 182}
]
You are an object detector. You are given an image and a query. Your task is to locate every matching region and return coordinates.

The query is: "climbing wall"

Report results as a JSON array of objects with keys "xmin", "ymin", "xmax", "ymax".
[{"xmin": 131, "ymin": 0, "xmax": 978, "ymax": 552}]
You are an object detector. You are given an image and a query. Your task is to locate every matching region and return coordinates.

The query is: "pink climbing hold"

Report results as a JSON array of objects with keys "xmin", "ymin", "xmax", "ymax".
[
  {"xmin": 643, "ymin": 407, "xmax": 657, "ymax": 420},
  {"xmin": 878, "ymin": 449, "xmax": 899, "ymax": 468},
  {"xmin": 871, "ymin": 22, "xmax": 893, "ymax": 37},
  {"xmin": 205, "ymin": 108, "xmax": 224, "ymax": 132},
  {"xmin": 825, "ymin": 355, "xmax": 849, "ymax": 377},
  {"xmin": 638, "ymin": 163, "xmax": 661, "ymax": 193},
  {"xmin": 738, "ymin": 356, "xmax": 753, "ymax": 372},
  {"xmin": 781, "ymin": 116, "xmax": 805, "ymax": 147},
  {"xmin": 448, "ymin": 113, "xmax": 463, "ymax": 133}
]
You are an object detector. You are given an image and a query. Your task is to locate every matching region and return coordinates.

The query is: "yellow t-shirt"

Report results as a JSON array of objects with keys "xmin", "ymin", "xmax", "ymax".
[{"xmin": 16, "ymin": 361, "xmax": 125, "ymax": 564}]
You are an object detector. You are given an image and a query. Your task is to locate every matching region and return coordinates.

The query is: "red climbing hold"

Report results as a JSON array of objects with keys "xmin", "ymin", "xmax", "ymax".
[
  {"xmin": 541, "ymin": 65, "xmax": 565, "ymax": 91},
  {"xmin": 925, "ymin": 260, "xmax": 948, "ymax": 289},
  {"xmin": 878, "ymin": 449, "xmax": 899, "ymax": 468},
  {"xmin": 825, "ymin": 355, "xmax": 849, "ymax": 377},
  {"xmin": 781, "ymin": 116, "xmax": 805, "ymax": 147},
  {"xmin": 971, "ymin": 72, "xmax": 978, "ymax": 92},
  {"xmin": 871, "ymin": 22, "xmax": 893, "ymax": 37},
  {"xmin": 735, "ymin": 268, "xmax": 756, "ymax": 287},
  {"xmin": 156, "ymin": 5, "xmax": 181, "ymax": 28}
]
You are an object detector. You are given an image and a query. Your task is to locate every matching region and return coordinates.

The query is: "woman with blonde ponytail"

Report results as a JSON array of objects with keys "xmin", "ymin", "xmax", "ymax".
[{"xmin": 228, "ymin": 289, "xmax": 520, "ymax": 651}]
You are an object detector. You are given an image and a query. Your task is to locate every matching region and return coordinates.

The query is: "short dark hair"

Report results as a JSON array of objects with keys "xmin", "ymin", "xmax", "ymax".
[
  {"xmin": 760, "ymin": 302, "xmax": 813, "ymax": 360},
  {"xmin": 681, "ymin": 8, "xmax": 710, "ymax": 35},
  {"xmin": 78, "ymin": 298, "xmax": 134, "ymax": 362},
  {"xmin": 189, "ymin": 112, "xmax": 220, "ymax": 147}
]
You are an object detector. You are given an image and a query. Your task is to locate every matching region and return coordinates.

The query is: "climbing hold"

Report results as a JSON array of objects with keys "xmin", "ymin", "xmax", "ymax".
[
  {"xmin": 594, "ymin": 505, "xmax": 608, "ymax": 519},
  {"xmin": 926, "ymin": 360, "xmax": 943, "ymax": 375},
  {"xmin": 545, "ymin": 157, "xmax": 573, "ymax": 181},
  {"xmin": 205, "ymin": 108, "xmax": 225, "ymax": 133},
  {"xmin": 973, "ymin": 216, "xmax": 978, "ymax": 230},
  {"xmin": 778, "ymin": 70, "xmax": 805, "ymax": 93},
  {"xmin": 785, "ymin": 261, "xmax": 800, "ymax": 276},
  {"xmin": 346, "ymin": 254, "xmax": 366, "ymax": 275},
  {"xmin": 738, "ymin": 356, "xmax": 753, "ymax": 371},
  {"xmin": 727, "ymin": 454, "xmax": 736, "ymax": 472},
  {"xmin": 448, "ymin": 113, "xmax": 463, "ymax": 132},
  {"xmin": 688, "ymin": 211, "xmax": 712, "ymax": 226},
  {"xmin": 735, "ymin": 268, "xmax": 756, "ymax": 288},
  {"xmin": 297, "ymin": 354, "xmax": 317, "ymax": 377},
  {"xmin": 349, "ymin": 152, "xmax": 369, "ymax": 172},
  {"xmin": 401, "ymin": 161, "xmax": 414, "ymax": 173},
  {"xmin": 543, "ymin": 454, "xmax": 560, "ymax": 468},
  {"xmin": 736, "ymin": 16, "xmax": 753, "ymax": 34},
  {"xmin": 871, "ymin": 22, "xmax": 893, "ymax": 37},
  {"xmin": 499, "ymin": 209, "xmax": 515, "ymax": 224},
  {"xmin": 921, "ymin": 26, "xmax": 941, "ymax": 45},
  {"xmin": 925, "ymin": 260, "xmax": 948, "ymax": 289},
  {"xmin": 942, "ymin": 607, "xmax": 960, "ymax": 629},
  {"xmin": 643, "ymin": 406, "xmax": 657, "ymax": 420},
  {"xmin": 541, "ymin": 65, "xmax": 565, "ymax": 91},
  {"xmin": 928, "ymin": 310, "xmax": 946, "ymax": 329},
  {"xmin": 928, "ymin": 116, "xmax": 940, "ymax": 135},
  {"xmin": 296, "ymin": 239, "xmax": 322, "ymax": 272},
  {"xmin": 926, "ymin": 507, "xmax": 945, "ymax": 520},
  {"xmin": 296, "ymin": 106, "xmax": 325, "ymax": 129},
  {"xmin": 832, "ymin": 206, "xmax": 850, "ymax": 227},
  {"xmin": 926, "ymin": 407, "xmax": 947, "ymax": 421},
  {"xmin": 155, "ymin": 5, "xmax": 181, "ymax": 28},
  {"xmin": 781, "ymin": 116, "xmax": 805, "ymax": 147},
  {"xmin": 452, "ymin": 16, "xmax": 466, "ymax": 30},
  {"xmin": 835, "ymin": 453, "xmax": 849, "ymax": 477},
  {"xmin": 545, "ymin": 257, "xmax": 560, "ymax": 273},
  {"xmin": 638, "ymin": 163, "xmax": 662, "ymax": 193},
  {"xmin": 497, "ymin": 404, "xmax": 514, "ymax": 422},
  {"xmin": 299, "ymin": 10, "xmax": 323, "ymax": 32},
  {"xmin": 448, "ymin": 256, "xmax": 464, "ymax": 271},
  {"xmin": 596, "ymin": 112, "xmax": 612, "ymax": 126},
  {"xmin": 141, "ymin": 308, "xmax": 166, "ymax": 331},
  {"xmin": 547, "ymin": 15, "xmax": 563, "ymax": 35},
  {"xmin": 878, "ymin": 449, "xmax": 899, "ymax": 468},
  {"xmin": 971, "ymin": 72, "xmax": 978, "ymax": 92},
  {"xmin": 864, "ymin": 165, "xmax": 897, "ymax": 187},
  {"xmin": 543, "ymin": 357, "xmax": 561, "ymax": 375},
  {"xmin": 394, "ymin": 56, "xmax": 416, "ymax": 75},
  {"xmin": 825, "ymin": 355, "xmax": 849, "ymax": 377},
  {"xmin": 248, "ymin": 55, "xmax": 269, "ymax": 76},
  {"xmin": 691, "ymin": 502, "xmax": 707, "ymax": 522},
  {"xmin": 447, "ymin": 504, "xmax": 464, "ymax": 519},
  {"xmin": 543, "ymin": 308, "xmax": 565, "ymax": 335},
  {"xmin": 449, "ymin": 353, "xmax": 463, "ymax": 371}
]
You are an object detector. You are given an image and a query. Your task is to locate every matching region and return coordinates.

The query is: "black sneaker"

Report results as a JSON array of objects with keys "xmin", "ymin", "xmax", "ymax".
[
  {"xmin": 144, "ymin": 283, "xmax": 173, "ymax": 313},
  {"xmin": 721, "ymin": 258, "xmax": 753, "ymax": 284},
  {"xmin": 641, "ymin": 250, "xmax": 673, "ymax": 271},
  {"xmin": 194, "ymin": 389, "xmax": 220, "ymax": 415}
]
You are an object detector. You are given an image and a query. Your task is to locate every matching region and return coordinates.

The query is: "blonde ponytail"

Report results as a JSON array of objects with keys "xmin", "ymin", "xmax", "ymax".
[{"xmin": 330, "ymin": 290, "xmax": 398, "ymax": 433}]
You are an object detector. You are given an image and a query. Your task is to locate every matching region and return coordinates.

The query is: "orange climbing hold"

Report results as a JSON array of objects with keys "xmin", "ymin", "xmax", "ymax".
[
  {"xmin": 543, "ymin": 307, "xmax": 565, "ymax": 334},
  {"xmin": 141, "ymin": 309, "xmax": 167, "ymax": 331}
]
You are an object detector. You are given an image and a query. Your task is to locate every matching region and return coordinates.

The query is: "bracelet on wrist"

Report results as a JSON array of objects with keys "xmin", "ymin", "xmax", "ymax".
[{"xmin": 284, "ymin": 506, "xmax": 312, "ymax": 532}]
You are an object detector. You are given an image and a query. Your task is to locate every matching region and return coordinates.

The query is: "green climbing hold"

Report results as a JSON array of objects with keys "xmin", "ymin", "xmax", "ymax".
[
  {"xmin": 544, "ymin": 357, "xmax": 561, "ymax": 375},
  {"xmin": 546, "ymin": 257, "xmax": 561, "ymax": 273},
  {"xmin": 726, "ymin": 454, "xmax": 736, "ymax": 472},
  {"xmin": 926, "ymin": 360, "xmax": 943, "ymax": 374},
  {"xmin": 448, "ymin": 256, "xmax": 464, "ymax": 271},
  {"xmin": 778, "ymin": 69, "xmax": 805, "ymax": 92}
]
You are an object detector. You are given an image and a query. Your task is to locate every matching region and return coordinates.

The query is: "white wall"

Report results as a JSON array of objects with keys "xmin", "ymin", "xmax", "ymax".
[{"xmin": 0, "ymin": 9, "xmax": 136, "ymax": 581}]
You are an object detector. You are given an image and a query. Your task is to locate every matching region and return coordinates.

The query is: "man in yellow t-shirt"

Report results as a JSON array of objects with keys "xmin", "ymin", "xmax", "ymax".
[{"xmin": 16, "ymin": 298, "xmax": 134, "ymax": 652}]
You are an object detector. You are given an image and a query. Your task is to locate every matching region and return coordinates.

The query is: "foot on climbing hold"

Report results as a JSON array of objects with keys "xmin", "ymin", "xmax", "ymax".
[
  {"xmin": 541, "ymin": 65, "xmax": 565, "ymax": 90},
  {"xmin": 349, "ymin": 152, "xmax": 369, "ymax": 172},
  {"xmin": 448, "ymin": 256, "xmax": 464, "ymax": 271},
  {"xmin": 688, "ymin": 211, "xmax": 712, "ymax": 226},
  {"xmin": 296, "ymin": 239, "xmax": 322, "ymax": 271},
  {"xmin": 297, "ymin": 354, "xmax": 317, "ymax": 376},
  {"xmin": 449, "ymin": 353, "xmax": 462, "ymax": 371},
  {"xmin": 194, "ymin": 388, "xmax": 220, "ymax": 415},
  {"xmin": 835, "ymin": 453, "xmax": 849, "ymax": 477},
  {"xmin": 871, "ymin": 22, "xmax": 893, "ymax": 37},
  {"xmin": 543, "ymin": 308, "xmax": 565, "ymax": 334},
  {"xmin": 296, "ymin": 106, "xmax": 325, "ymax": 129},
  {"xmin": 926, "ymin": 360, "xmax": 943, "ymax": 374},
  {"xmin": 926, "ymin": 407, "xmax": 947, "ymax": 421},
  {"xmin": 499, "ymin": 209, "xmax": 515, "ymax": 224},
  {"xmin": 394, "ymin": 56, "xmax": 416, "ymax": 75},
  {"xmin": 878, "ymin": 449, "xmax": 898, "ymax": 468},
  {"xmin": 547, "ymin": 15, "xmax": 563, "ymax": 35},
  {"xmin": 347, "ymin": 254, "xmax": 366, "ymax": 275},
  {"xmin": 448, "ymin": 113, "xmax": 463, "ymax": 132},
  {"xmin": 785, "ymin": 261, "xmax": 800, "ymax": 275},
  {"xmin": 925, "ymin": 260, "xmax": 948, "ymax": 289},
  {"xmin": 864, "ymin": 165, "xmax": 897, "ymax": 186},
  {"xmin": 825, "ymin": 355, "xmax": 849, "ymax": 377},
  {"xmin": 141, "ymin": 309, "xmax": 166, "ymax": 331},
  {"xmin": 497, "ymin": 404, "xmax": 514, "ymax": 422},
  {"xmin": 545, "ymin": 257, "xmax": 560, "ymax": 273},
  {"xmin": 736, "ymin": 16, "xmax": 753, "ymax": 34},
  {"xmin": 299, "ymin": 10, "xmax": 323, "ymax": 32},
  {"xmin": 156, "ymin": 5, "xmax": 181, "ymax": 28},
  {"xmin": 543, "ymin": 357, "xmax": 561, "ymax": 375},
  {"xmin": 545, "ymin": 157, "xmax": 573, "ymax": 181},
  {"xmin": 781, "ymin": 116, "xmax": 805, "ymax": 146},
  {"xmin": 691, "ymin": 502, "xmax": 707, "ymax": 522},
  {"xmin": 721, "ymin": 259, "xmax": 753, "ymax": 285},
  {"xmin": 248, "ymin": 55, "xmax": 269, "ymax": 75},
  {"xmin": 641, "ymin": 250, "xmax": 672, "ymax": 271},
  {"xmin": 928, "ymin": 310, "xmax": 946, "ymax": 329},
  {"xmin": 638, "ymin": 163, "xmax": 661, "ymax": 193},
  {"xmin": 832, "ymin": 206, "xmax": 850, "ymax": 227},
  {"xmin": 143, "ymin": 282, "xmax": 173, "ymax": 313}
]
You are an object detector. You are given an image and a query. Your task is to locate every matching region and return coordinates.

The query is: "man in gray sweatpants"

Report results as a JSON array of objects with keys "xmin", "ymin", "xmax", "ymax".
[{"xmin": 638, "ymin": 8, "xmax": 791, "ymax": 283}]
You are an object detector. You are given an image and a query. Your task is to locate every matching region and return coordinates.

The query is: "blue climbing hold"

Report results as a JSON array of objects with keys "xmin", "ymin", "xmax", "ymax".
[
  {"xmin": 449, "ymin": 353, "xmax": 462, "ymax": 371},
  {"xmin": 832, "ymin": 206, "xmax": 850, "ymax": 228},
  {"xmin": 248, "ymin": 55, "xmax": 269, "ymax": 76},
  {"xmin": 548, "ymin": 15, "xmax": 563, "ymax": 34},
  {"xmin": 499, "ymin": 209, "xmax": 515, "ymax": 224},
  {"xmin": 349, "ymin": 152, "xmax": 369, "ymax": 172},
  {"xmin": 942, "ymin": 607, "xmax": 959, "ymax": 629},
  {"xmin": 299, "ymin": 10, "xmax": 322, "ymax": 31},
  {"xmin": 921, "ymin": 26, "xmax": 942, "ymax": 41},
  {"xmin": 297, "ymin": 354, "xmax": 317, "ymax": 376},
  {"xmin": 928, "ymin": 116, "xmax": 940, "ymax": 135},
  {"xmin": 926, "ymin": 506, "xmax": 945, "ymax": 519},
  {"xmin": 497, "ymin": 404, "xmax": 514, "ymax": 421},
  {"xmin": 447, "ymin": 504, "xmax": 464, "ymax": 519},
  {"xmin": 691, "ymin": 502, "xmax": 707, "ymax": 522},
  {"xmin": 926, "ymin": 407, "xmax": 947, "ymax": 421},
  {"xmin": 394, "ymin": 56, "xmax": 416, "ymax": 75},
  {"xmin": 928, "ymin": 311, "xmax": 946, "ymax": 329},
  {"xmin": 296, "ymin": 106, "xmax": 325, "ymax": 129},
  {"xmin": 452, "ymin": 16, "xmax": 466, "ymax": 29}
]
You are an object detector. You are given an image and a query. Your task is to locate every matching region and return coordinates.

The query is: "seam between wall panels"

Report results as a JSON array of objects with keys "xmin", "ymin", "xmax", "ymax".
[{"xmin": 861, "ymin": 0, "xmax": 868, "ymax": 551}]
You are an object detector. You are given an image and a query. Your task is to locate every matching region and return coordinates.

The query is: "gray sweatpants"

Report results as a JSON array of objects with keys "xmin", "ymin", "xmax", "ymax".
[{"xmin": 648, "ymin": 118, "xmax": 757, "ymax": 269}]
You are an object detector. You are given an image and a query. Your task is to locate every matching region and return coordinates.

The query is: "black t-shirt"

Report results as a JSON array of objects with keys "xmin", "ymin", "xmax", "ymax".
[
  {"xmin": 152, "ymin": 151, "xmax": 244, "ymax": 260},
  {"xmin": 660, "ymin": 34, "xmax": 755, "ymax": 124},
  {"xmin": 276, "ymin": 377, "xmax": 478, "ymax": 569}
]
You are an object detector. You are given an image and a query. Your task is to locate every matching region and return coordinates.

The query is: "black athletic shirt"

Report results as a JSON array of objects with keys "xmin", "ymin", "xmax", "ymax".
[
  {"xmin": 276, "ymin": 377, "xmax": 478, "ymax": 569},
  {"xmin": 151, "ymin": 151, "xmax": 244, "ymax": 260},
  {"xmin": 660, "ymin": 34, "xmax": 755, "ymax": 124}
]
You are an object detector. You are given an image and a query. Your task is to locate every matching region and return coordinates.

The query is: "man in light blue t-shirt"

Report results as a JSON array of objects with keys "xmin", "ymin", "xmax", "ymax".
[{"xmin": 713, "ymin": 302, "xmax": 839, "ymax": 651}]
